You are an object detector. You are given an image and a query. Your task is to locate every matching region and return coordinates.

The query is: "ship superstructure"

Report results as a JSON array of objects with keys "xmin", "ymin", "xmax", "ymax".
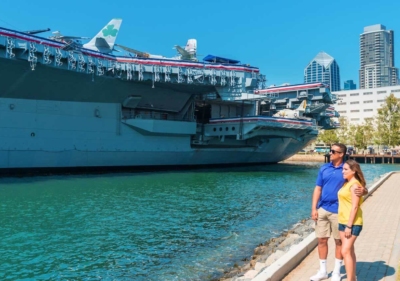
[{"xmin": 0, "ymin": 22, "xmax": 339, "ymax": 170}]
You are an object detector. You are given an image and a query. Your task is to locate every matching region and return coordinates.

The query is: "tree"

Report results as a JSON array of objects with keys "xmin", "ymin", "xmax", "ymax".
[
  {"xmin": 375, "ymin": 94, "xmax": 400, "ymax": 147},
  {"xmin": 317, "ymin": 129, "xmax": 339, "ymax": 146},
  {"xmin": 347, "ymin": 124, "xmax": 357, "ymax": 148},
  {"xmin": 353, "ymin": 121, "xmax": 374, "ymax": 149},
  {"xmin": 363, "ymin": 119, "xmax": 375, "ymax": 146},
  {"xmin": 335, "ymin": 117, "xmax": 350, "ymax": 144},
  {"xmin": 373, "ymin": 118, "xmax": 385, "ymax": 151}
]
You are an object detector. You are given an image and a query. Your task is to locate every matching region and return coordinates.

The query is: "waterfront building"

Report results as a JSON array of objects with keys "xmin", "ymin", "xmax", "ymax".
[
  {"xmin": 344, "ymin": 80, "xmax": 357, "ymax": 90},
  {"xmin": 304, "ymin": 52, "xmax": 341, "ymax": 92},
  {"xmin": 332, "ymin": 85, "xmax": 400, "ymax": 125},
  {"xmin": 359, "ymin": 24, "xmax": 399, "ymax": 89}
]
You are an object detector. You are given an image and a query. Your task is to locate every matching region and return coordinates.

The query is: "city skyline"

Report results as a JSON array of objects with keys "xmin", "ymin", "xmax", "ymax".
[
  {"xmin": 359, "ymin": 24, "xmax": 399, "ymax": 89},
  {"xmin": 344, "ymin": 80, "xmax": 357, "ymax": 90},
  {"xmin": 1, "ymin": 0, "xmax": 400, "ymax": 86},
  {"xmin": 304, "ymin": 51, "xmax": 341, "ymax": 91}
]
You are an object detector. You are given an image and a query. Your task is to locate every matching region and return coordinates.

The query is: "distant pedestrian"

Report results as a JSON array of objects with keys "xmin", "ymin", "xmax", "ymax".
[
  {"xmin": 310, "ymin": 143, "xmax": 367, "ymax": 281},
  {"xmin": 338, "ymin": 159, "xmax": 366, "ymax": 281}
]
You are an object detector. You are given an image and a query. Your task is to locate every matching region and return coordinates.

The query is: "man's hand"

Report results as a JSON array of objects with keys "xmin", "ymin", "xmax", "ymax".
[
  {"xmin": 311, "ymin": 186, "xmax": 322, "ymax": 221},
  {"xmin": 354, "ymin": 185, "xmax": 368, "ymax": 197},
  {"xmin": 311, "ymin": 209, "xmax": 318, "ymax": 221}
]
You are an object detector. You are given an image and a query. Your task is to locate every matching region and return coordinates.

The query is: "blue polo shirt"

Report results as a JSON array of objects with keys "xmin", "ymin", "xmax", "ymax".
[{"xmin": 316, "ymin": 162, "xmax": 345, "ymax": 213}]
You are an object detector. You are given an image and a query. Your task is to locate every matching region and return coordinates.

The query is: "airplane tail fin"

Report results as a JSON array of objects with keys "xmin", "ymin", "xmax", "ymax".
[
  {"xmin": 83, "ymin": 18, "xmax": 122, "ymax": 53},
  {"xmin": 296, "ymin": 100, "xmax": 307, "ymax": 111},
  {"xmin": 185, "ymin": 39, "xmax": 197, "ymax": 55}
]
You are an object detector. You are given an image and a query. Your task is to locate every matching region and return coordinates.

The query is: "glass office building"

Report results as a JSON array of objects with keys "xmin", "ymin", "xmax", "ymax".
[
  {"xmin": 304, "ymin": 52, "xmax": 341, "ymax": 92},
  {"xmin": 344, "ymin": 80, "xmax": 357, "ymax": 90},
  {"xmin": 359, "ymin": 24, "xmax": 399, "ymax": 89}
]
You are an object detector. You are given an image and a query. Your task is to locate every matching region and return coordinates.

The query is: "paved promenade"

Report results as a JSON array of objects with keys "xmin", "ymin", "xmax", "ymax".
[{"xmin": 282, "ymin": 172, "xmax": 400, "ymax": 281}]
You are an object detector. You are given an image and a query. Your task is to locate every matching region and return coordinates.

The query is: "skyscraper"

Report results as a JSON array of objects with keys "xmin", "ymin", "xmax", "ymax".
[
  {"xmin": 359, "ymin": 24, "xmax": 399, "ymax": 89},
  {"xmin": 304, "ymin": 52, "xmax": 341, "ymax": 91},
  {"xmin": 344, "ymin": 80, "xmax": 357, "ymax": 90}
]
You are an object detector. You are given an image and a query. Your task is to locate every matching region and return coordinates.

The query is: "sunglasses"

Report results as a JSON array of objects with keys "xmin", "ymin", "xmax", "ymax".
[{"xmin": 330, "ymin": 149, "xmax": 343, "ymax": 154}]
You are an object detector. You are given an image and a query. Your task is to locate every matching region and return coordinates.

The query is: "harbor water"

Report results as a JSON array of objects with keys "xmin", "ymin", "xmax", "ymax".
[{"xmin": 0, "ymin": 163, "xmax": 399, "ymax": 280}]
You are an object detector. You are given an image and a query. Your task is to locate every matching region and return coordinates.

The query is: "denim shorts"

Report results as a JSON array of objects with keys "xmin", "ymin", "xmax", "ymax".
[{"xmin": 338, "ymin": 223, "xmax": 363, "ymax": 236}]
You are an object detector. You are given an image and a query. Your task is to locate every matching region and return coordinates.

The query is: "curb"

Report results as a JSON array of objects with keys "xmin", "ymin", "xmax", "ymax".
[
  {"xmin": 364, "ymin": 171, "xmax": 398, "ymax": 200},
  {"xmin": 251, "ymin": 171, "xmax": 398, "ymax": 281},
  {"xmin": 251, "ymin": 233, "xmax": 317, "ymax": 281}
]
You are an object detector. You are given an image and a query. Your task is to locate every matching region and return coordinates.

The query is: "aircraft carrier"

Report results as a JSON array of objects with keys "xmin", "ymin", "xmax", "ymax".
[{"xmin": 0, "ymin": 20, "xmax": 340, "ymax": 171}]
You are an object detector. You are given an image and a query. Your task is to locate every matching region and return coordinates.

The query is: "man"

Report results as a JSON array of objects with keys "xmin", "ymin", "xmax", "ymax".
[{"xmin": 310, "ymin": 143, "xmax": 367, "ymax": 281}]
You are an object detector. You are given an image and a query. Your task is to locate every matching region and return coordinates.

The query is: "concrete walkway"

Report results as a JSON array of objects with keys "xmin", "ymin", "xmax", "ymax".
[{"xmin": 282, "ymin": 172, "xmax": 400, "ymax": 281}]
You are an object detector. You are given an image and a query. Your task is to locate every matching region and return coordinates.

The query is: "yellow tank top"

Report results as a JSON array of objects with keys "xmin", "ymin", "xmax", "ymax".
[{"xmin": 338, "ymin": 179, "xmax": 364, "ymax": 225}]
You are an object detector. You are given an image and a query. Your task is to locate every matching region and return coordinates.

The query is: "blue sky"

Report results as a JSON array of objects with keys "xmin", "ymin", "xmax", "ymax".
[{"xmin": 1, "ymin": 0, "xmax": 400, "ymax": 88}]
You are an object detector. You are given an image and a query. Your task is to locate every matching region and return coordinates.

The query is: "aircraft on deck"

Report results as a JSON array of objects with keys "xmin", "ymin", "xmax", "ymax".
[
  {"xmin": 49, "ymin": 31, "xmax": 90, "ymax": 45},
  {"xmin": 23, "ymin": 28, "xmax": 51, "ymax": 35},
  {"xmin": 273, "ymin": 100, "xmax": 308, "ymax": 119},
  {"xmin": 83, "ymin": 18, "xmax": 122, "ymax": 53},
  {"xmin": 115, "ymin": 39, "xmax": 198, "ymax": 61},
  {"xmin": 114, "ymin": 44, "xmax": 166, "ymax": 59},
  {"xmin": 49, "ymin": 18, "xmax": 122, "ymax": 54},
  {"xmin": 174, "ymin": 39, "xmax": 197, "ymax": 61}
]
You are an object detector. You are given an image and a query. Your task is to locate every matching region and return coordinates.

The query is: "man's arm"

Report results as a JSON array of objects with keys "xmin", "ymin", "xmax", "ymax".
[
  {"xmin": 354, "ymin": 184, "xmax": 368, "ymax": 197},
  {"xmin": 311, "ymin": 185, "xmax": 322, "ymax": 221}
]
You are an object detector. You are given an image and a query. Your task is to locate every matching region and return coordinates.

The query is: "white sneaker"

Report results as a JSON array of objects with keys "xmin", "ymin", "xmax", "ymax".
[
  {"xmin": 310, "ymin": 271, "xmax": 328, "ymax": 281},
  {"xmin": 331, "ymin": 272, "xmax": 341, "ymax": 281}
]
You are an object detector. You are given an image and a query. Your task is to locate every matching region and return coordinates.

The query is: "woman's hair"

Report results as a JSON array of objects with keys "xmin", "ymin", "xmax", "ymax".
[{"xmin": 345, "ymin": 159, "xmax": 366, "ymax": 187}]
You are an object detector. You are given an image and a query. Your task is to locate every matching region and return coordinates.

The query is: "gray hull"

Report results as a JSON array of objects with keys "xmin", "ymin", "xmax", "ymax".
[{"xmin": 0, "ymin": 97, "xmax": 314, "ymax": 169}]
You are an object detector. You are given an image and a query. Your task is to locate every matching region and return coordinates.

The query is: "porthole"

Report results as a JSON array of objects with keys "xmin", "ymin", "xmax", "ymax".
[{"xmin": 232, "ymin": 127, "xmax": 235, "ymax": 131}]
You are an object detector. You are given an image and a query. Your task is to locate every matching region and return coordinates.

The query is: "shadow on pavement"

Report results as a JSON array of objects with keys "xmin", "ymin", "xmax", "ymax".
[{"xmin": 336, "ymin": 260, "xmax": 395, "ymax": 279}]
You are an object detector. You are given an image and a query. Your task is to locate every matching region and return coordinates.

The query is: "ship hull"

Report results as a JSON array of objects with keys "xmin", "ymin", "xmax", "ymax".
[{"xmin": 0, "ymin": 96, "xmax": 316, "ymax": 170}]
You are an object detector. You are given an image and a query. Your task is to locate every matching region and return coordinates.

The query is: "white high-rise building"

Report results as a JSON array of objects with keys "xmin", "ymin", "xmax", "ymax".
[
  {"xmin": 332, "ymin": 85, "xmax": 400, "ymax": 125},
  {"xmin": 359, "ymin": 24, "xmax": 399, "ymax": 89},
  {"xmin": 304, "ymin": 52, "xmax": 341, "ymax": 92}
]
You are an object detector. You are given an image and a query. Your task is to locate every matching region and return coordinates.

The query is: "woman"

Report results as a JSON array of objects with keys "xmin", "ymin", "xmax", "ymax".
[{"xmin": 338, "ymin": 159, "xmax": 366, "ymax": 281}]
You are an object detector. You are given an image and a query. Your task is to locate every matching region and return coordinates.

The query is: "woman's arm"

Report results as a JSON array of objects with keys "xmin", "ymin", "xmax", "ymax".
[{"xmin": 345, "ymin": 184, "xmax": 361, "ymax": 238}]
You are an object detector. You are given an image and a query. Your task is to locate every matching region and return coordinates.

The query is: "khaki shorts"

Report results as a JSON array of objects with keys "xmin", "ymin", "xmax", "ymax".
[{"xmin": 315, "ymin": 207, "xmax": 340, "ymax": 240}]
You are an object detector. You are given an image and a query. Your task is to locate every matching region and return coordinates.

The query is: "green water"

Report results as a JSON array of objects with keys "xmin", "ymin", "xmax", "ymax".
[{"xmin": 0, "ymin": 163, "xmax": 398, "ymax": 280}]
